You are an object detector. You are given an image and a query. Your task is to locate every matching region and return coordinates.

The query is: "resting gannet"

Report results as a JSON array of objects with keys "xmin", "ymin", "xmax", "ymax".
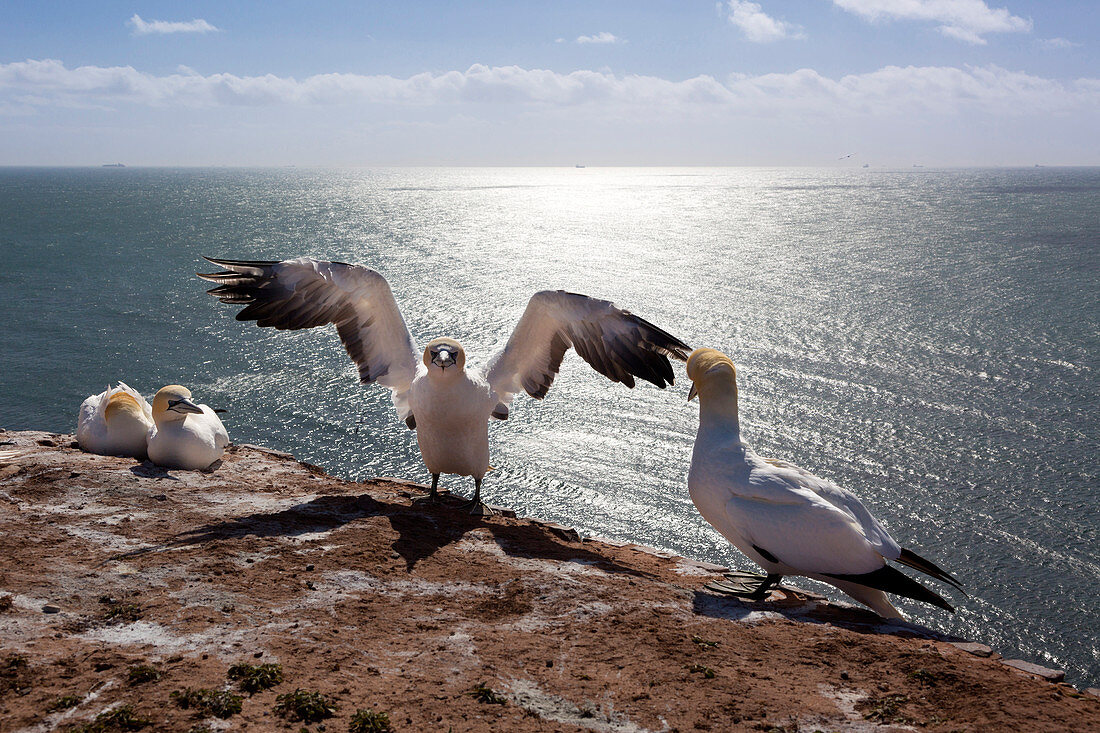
[
  {"xmin": 198, "ymin": 256, "xmax": 690, "ymax": 513},
  {"xmin": 76, "ymin": 382, "xmax": 154, "ymax": 458},
  {"xmin": 146, "ymin": 385, "xmax": 230, "ymax": 470},
  {"xmin": 685, "ymin": 348, "xmax": 962, "ymax": 618}
]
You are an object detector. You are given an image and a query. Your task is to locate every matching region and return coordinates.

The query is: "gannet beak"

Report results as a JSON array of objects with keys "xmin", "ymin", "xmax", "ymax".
[
  {"xmin": 687, "ymin": 383, "xmax": 699, "ymax": 402},
  {"xmin": 434, "ymin": 349, "xmax": 454, "ymax": 371},
  {"xmin": 168, "ymin": 397, "xmax": 205, "ymax": 415}
]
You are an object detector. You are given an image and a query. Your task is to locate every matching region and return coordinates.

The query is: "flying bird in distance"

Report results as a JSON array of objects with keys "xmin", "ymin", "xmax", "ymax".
[
  {"xmin": 685, "ymin": 348, "xmax": 962, "ymax": 618},
  {"xmin": 199, "ymin": 257, "xmax": 690, "ymax": 514}
]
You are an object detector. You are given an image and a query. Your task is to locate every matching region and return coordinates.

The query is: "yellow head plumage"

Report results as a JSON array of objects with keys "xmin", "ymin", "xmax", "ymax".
[
  {"xmin": 686, "ymin": 348, "xmax": 738, "ymax": 404},
  {"xmin": 152, "ymin": 385, "xmax": 204, "ymax": 423},
  {"xmin": 423, "ymin": 337, "xmax": 466, "ymax": 371},
  {"xmin": 103, "ymin": 391, "xmax": 144, "ymax": 424}
]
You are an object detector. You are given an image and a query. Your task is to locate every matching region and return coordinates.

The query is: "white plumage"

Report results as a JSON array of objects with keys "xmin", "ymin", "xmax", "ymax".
[
  {"xmin": 147, "ymin": 385, "xmax": 230, "ymax": 470},
  {"xmin": 76, "ymin": 382, "xmax": 154, "ymax": 458},
  {"xmin": 686, "ymin": 348, "xmax": 961, "ymax": 618},
  {"xmin": 199, "ymin": 256, "xmax": 689, "ymax": 512}
]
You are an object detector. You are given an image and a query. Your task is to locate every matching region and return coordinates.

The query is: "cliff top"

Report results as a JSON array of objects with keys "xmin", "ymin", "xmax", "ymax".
[{"xmin": 1, "ymin": 429, "xmax": 1097, "ymax": 732}]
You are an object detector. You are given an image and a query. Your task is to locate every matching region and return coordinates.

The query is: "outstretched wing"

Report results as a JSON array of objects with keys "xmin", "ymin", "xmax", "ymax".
[
  {"xmin": 484, "ymin": 290, "xmax": 689, "ymax": 406},
  {"xmin": 198, "ymin": 257, "xmax": 420, "ymax": 418}
]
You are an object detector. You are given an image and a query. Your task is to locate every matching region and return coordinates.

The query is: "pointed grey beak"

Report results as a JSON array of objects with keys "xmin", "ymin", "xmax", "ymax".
[
  {"xmin": 687, "ymin": 383, "xmax": 698, "ymax": 402},
  {"xmin": 169, "ymin": 397, "xmax": 205, "ymax": 415}
]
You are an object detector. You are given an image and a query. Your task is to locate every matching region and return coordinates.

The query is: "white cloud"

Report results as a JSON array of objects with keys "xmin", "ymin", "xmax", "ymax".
[
  {"xmin": 1037, "ymin": 37, "xmax": 1081, "ymax": 50},
  {"xmin": 832, "ymin": 0, "xmax": 1030, "ymax": 44},
  {"xmin": 725, "ymin": 1, "xmax": 805, "ymax": 42},
  {"xmin": 128, "ymin": 13, "xmax": 220, "ymax": 36},
  {"xmin": 1, "ymin": 59, "xmax": 1097, "ymax": 119},
  {"xmin": 575, "ymin": 32, "xmax": 622, "ymax": 45}
]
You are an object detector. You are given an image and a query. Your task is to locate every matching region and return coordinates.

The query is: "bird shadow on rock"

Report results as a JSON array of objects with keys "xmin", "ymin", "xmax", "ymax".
[
  {"xmin": 388, "ymin": 498, "xmax": 652, "ymax": 579},
  {"xmin": 129, "ymin": 463, "xmax": 180, "ymax": 481},
  {"xmin": 691, "ymin": 588, "xmax": 958, "ymax": 642},
  {"xmin": 116, "ymin": 493, "xmax": 387, "ymax": 559}
]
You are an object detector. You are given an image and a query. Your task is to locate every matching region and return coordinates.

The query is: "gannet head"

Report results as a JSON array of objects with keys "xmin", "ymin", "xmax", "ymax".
[
  {"xmin": 104, "ymin": 391, "xmax": 146, "ymax": 425},
  {"xmin": 152, "ymin": 385, "xmax": 205, "ymax": 424},
  {"xmin": 686, "ymin": 348, "xmax": 737, "ymax": 402},
  {"xmin": 424, "ymin": 338, "xmax": 466, "ymax": 375}
]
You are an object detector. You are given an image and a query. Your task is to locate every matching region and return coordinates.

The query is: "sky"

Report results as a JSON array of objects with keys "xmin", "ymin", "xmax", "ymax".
[{"xmin": 1, "ymin": 1, "xmax": 1098, "ymax": 166}]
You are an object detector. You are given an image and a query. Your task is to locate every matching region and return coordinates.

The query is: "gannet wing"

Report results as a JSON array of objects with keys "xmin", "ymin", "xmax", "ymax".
[
  {"xmin": 761, "ymin": 457, "xmax": 900, "ymax": 559},
  {"xmin": 198, "ymin": 257, "xmax": 419, "ymax": 418},
  {"xmin": 484, "ymin": 290, "xmax": 690, "ymax": 406},
  {"xmin": 759, "ymin": 457, "xmax": 963, "ymax": 591}
]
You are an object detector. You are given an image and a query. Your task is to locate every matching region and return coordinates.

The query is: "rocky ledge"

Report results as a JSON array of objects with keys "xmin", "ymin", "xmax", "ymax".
[{"xmin": 0, "ymin": 429, "xmax": 1097, "ymax": 732}]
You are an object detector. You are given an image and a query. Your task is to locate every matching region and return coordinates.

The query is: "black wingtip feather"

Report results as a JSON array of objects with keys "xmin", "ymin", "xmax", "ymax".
[
  {"xmin": 825, "ymin": 565, "xmax": 956, "ymax": 613},
  {"xmin": 897, "ymin": 548, "xmax": 965, "ymax": 593}
]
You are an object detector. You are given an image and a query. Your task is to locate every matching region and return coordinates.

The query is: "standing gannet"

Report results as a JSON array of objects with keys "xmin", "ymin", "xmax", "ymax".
[
  {"xmin": 76, "ymin": 382, "xmax": 154, "ymax": 458},
  {"xmin": 147, "ymin": 385, "xmax": 230, "ymax": 470},
  {"xmin": 685, "ymin": 348, "xmax": 962, "ymax": 619},
  {"xmin": 198, "ymin": 256, "xmax": 690, "ymax": 513}
]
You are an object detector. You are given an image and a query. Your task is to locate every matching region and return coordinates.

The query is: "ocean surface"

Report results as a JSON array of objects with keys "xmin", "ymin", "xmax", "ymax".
[{"xmin": 0, "ymin": 166, "xmax": 1096, "ymax": 687}]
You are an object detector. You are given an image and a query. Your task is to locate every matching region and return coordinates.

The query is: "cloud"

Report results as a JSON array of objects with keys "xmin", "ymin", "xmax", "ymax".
[
  {"xmin": 128, "ymin": 13, "xmax": 220, "ymax": 36},
  {"xmin": 832, "ymin": 0, "xmax": 1030, "ymax": 44},
  {"xmin": 725, "ymin": 1, "xmax": 805, "ymax": 42},
  {"xmin": 1037, "ymin": 37, "xmax": 1081, "ymax": 50},
  {"xmin": 575, "ymin": 32, "xmax": 622, "ymax": 45},
  {"xmin": 1, "ymin": 59, "xmax": 1096, "ymax": 118}
]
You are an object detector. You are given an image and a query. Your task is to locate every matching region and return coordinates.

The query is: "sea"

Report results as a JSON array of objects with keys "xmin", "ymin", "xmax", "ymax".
[{"xmin": 0, "ymin": 166, "xmax": 1096, "ymax": 688}]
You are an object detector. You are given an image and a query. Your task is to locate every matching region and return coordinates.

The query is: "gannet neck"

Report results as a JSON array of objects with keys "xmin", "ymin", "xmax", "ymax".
[
  {"xmin": 687, "ymin": 348, "xmax": 741, "ymax": 434},
  {"xmin": 697, "ymin": 383, "xmax": 741, "ymax": 435}
]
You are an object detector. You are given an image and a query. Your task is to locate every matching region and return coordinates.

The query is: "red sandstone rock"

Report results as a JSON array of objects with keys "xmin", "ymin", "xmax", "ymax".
[{"xmin": 0, "ymin": 429, "xmax": 1098, "ymax": 732}]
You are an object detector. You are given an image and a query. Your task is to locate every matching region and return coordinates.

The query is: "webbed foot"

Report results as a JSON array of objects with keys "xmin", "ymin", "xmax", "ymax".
[{"xmin": 706, "ymin": 572, "xmax": 783, "ymax": 600}]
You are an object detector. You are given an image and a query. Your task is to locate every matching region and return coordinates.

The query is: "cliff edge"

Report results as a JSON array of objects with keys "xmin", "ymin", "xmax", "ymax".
[{"xmin": 1, "ymin": 429, "xmax": 1097, "ymax": 732}]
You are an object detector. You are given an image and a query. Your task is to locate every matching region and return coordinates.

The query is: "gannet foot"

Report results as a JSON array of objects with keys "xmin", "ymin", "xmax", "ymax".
[
  {"xmin": 413, "ymin": 473, "xmax": 443, "ymax": 506},
  {"xmin": 460, "ymin": 499, "xmax": 496, "ymax": 516},
  {"xmin": 707, "ymin": 571, "xmax": 783, "ymax": 600}
]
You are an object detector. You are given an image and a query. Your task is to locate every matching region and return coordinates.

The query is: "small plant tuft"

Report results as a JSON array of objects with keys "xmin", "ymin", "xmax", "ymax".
[
  {"xmin": 227, "ymin": 662, "xmax": 283, "ymax": 694},
  {"xmin": 691, "ymin": 635, "xmax": 719, "ymax": 648},
  {"xmin": 70, "ymin": 703, "xmax": 151, "ymax": 732},
  {"xmin": 273, "ymin": 688, "xmax": 336, "ymax": 723},
  {"xmin": 467, "ymin": 682, "xmax": 507, "ymax": 705},
  {"xmin": 349, "ymin": 708, "xmax": 395, "ymax": 733},
  {"xmin": 905, "ymin": 668, "xmax": 937, "ymax": 686},
  {"xmin": 860, "ymin": 694, "xmax": 911, "ymax": 724},
  {"xmin": 687, "ymin": 664, "xmax": 716, "ymax": 679},
  {"xmin": 170, "ymin": 688, "xmax": 243, "ymax": 718},
  {"xmin": 47, "ymin": 694, "xmax": 83, "ymax": 712},
  {"xmin": 126, "ymin": 665, "xmax": 161, "ymax": 685},
  {"xmin": 101, "ymin": 603, "xmax": 142, "ymax": 624}
]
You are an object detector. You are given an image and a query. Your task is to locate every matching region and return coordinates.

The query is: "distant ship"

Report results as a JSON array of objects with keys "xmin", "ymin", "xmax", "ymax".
[
  {"xmin": 862, "ymin": 163, "xmax": 869, "ymax": 168},
  {"xmin": 102, "ymin": 163, "xmax": 126, "ymax": 168},
  {"xmin": 575, "ymin": 164, "xmax": 585, "ymax": 168}
]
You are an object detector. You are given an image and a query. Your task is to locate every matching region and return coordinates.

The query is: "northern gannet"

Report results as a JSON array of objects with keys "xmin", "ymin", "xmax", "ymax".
[
  {"xmin": 198, "ymin": 256, "xmax": 690, "ymax": 513},
  {"xmin": 76, "ymin": 382, "xmax": 154, "ymax": 458},
  {"xmin": 147, "ymin": 385, "xmax": 230, "ymax": 470},
  {"xmin": 685, "ymin": 348, "xmax": 962, "ymax": 619}
]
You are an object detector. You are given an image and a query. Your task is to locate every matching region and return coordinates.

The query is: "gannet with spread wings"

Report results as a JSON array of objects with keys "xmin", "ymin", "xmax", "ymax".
[{"xmin": 199, "ymin": 256, "xmax": 690, "ymax": 514}]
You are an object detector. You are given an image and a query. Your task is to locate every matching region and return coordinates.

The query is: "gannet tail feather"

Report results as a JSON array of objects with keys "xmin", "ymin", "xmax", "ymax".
[
  {"xmin": 824, "ymin": 565, "xmax": 955, "ymax": 613},
  {"xmin": 485, "ymin": 290, "xmax": 690, "ymax": 405},
  {"xmin": 896, "ymin": 548, "xmax": 965, "ymax": 592},
  {"xmin": 198, "ymin": 257, "xmax": 420, "ymax": 418}
]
